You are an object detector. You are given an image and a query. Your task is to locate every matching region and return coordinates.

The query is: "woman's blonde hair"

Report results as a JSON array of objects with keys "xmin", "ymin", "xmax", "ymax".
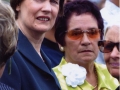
[{"xmin": 0, "ymin": 0, "xmax": 18, "ymax": 67}]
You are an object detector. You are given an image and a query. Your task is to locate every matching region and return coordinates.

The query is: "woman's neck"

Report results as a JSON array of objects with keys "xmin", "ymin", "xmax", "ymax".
[
  {"xmin": 45, "ymin": 28, "xmax": 56, "ymax": 43},
  {"xmin": 86, "ymin": 66, "xmax": 98, "ymax": 90},
  {"xmin": 17, "ymin": 20, "xmax": 45, "ymax": 60}
]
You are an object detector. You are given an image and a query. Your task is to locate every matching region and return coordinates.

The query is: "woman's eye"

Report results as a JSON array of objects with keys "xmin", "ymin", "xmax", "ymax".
[
  {"xmin": 51, "ymin": 0, "xmax": 59, "ymax": 4},
  {"xmin": 71, "ymin": 31, "xmax": 81, "ymax": 36},
  {"xmin": 89, "ymin": 31, "xmax": 96, "ymax": 35},
  {"xmin": 34, "ymin": 0, "xmax": 44, "ymax": 3}
]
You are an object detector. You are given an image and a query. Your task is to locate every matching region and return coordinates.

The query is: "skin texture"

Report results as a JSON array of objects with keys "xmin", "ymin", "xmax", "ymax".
[
  {"xmin": 16, "ymin": 0, "xmax": 59, "ymax": 55},
  {"xmin": 64, "ymin": 13, "xmax": 100, "ymax": 67},
  {"xmin": 104, "ymin": 25, "xmax": 120, "ymax": 81}
]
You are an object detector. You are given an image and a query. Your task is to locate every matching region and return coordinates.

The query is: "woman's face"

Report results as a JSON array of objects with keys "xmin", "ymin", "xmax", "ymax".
[
  {"xmin": 64, "ymin": 13, "xmax": 100, "ymax": 65},
  {"xmin": 104, "ymin": 25, "xmax": 120, "ymax": 79},
  {"xmin": 16, "ymin": 0, "xmax": 59, "ymax": 32}
]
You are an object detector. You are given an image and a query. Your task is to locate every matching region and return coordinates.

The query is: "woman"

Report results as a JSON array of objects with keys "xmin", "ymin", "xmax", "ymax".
[
  {"xmin": 98, "ymin": 23, "xmax": 120, "ymax": 90},
  {"xmin": 53, "ymin": 0, "xmax": 119, "ymax": 90},
  {"xmin": 1, "ymin": 0, "xmax": 64, "ymax": 90},
  {"xmin": 0, "ymin": 0, "xmax": 18, "ymax": 89},
  {"xmin": 98, "ymin": 23, "xmax": 120, "ymax": 81}
]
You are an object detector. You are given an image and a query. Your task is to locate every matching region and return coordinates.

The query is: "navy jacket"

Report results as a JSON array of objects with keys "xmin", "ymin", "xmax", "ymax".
[
  {"xmin": 41, "ymin": 38, "xmax": 63, "ymax": 68},
  {"xmin": 1, "ymin": 31, "xmax": 61, "ymax": 90},
  {"xmin": 0, "ymin": 82, "xmax": 14, "ymax": 90}
]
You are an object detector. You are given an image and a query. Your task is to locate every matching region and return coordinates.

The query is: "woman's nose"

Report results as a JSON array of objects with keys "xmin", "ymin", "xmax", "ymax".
[
  {"xmin": 80, "ymin": 33, "xmax": 91, "ymax": 46},
  {"xmin": 110, "ymin": 46, "xmax": 120, "ymax": 59},
  {"xmin": 42, "ymin": 1, "xmax": 52, "ymax": 13}
]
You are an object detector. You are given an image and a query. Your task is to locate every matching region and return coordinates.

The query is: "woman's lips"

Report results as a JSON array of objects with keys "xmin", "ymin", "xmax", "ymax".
[
  {"xmin": 36, "ymin": 16, "xmax": 50, "ymax": 21},
  {"xmin": 80, "ymin": 50, "xmax": 92, "ymax": 52},
  {"xmin": 110, "ymin": 63, "xmax": 120, "ymax": 67}
]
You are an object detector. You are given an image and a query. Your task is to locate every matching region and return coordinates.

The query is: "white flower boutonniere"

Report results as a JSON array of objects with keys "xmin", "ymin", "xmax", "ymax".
[{"xmin": 61, "ymin": 63, "xmax": 87, "ymax": 88}]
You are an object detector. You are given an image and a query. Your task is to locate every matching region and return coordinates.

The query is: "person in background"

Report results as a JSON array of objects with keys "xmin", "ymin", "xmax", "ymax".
[
  {"xmin": 98, "ymin": 22, "xmax": 120, "ymax": 90},
  {"xmin": 1, "ymin": 0, "xmax": 64, "ymax": 90},
  {"xmin": 89, "ymin": 0, "xmax": 119, "ymax": 9},
  {"xmin": 41, "ymin": 0, "xmax": 74, "ymax": 67},
  {"xmin": 89, "ymin": 0, "xmax": 120, "ymax": 64},
  {"xmin": 0, "ymin": 0, "xmax": 18, "ymax": 89},
  {"xmin": 100, "ymin": 0, "xmax": 120, "ymax": 31},
  {"xmin": 89, "ymin": 0, "xmax": 120, "ymax": 31},
  {"xmin": 98, "ymin": 22, "xmax": 120, "ymax": 81},
  {"xmin": 88, "ymin": 0, "xmax": 105, "ymax": 64},
  {"xmin": 53, "ymin": 0, "xmax": 119, "ymax": 90}
]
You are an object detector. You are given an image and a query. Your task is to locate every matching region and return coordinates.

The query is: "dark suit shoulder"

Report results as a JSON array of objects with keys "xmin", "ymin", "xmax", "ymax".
[{"xmin": 1, "ymin": 50, "xmax": 61, "ymax": 90}]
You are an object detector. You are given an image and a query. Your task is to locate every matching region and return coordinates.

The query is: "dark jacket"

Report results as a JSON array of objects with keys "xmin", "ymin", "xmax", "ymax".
[
  {"xmin": 0, "ymin": 82, "xmax": 14, "ymax": 90},
  {"xmin": 116, "ymin": 86, "xmax": 120, "ymax": 90},
  {"xmin": 41, "ymin": 38, "xmax": 63, "ymax": 68},
  {"xmin": 1, "ymin": 30, "xmax": 61, "ymax": 90}
]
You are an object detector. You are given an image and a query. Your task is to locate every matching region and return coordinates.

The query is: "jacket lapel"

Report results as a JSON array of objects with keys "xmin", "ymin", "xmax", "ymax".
[{"xmin": 17, "ymin": 31, "xmax": 52, "ymax": 75}]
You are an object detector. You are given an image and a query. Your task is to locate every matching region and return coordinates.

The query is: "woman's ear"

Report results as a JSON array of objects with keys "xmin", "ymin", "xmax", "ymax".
[{"xmin": 16, "ymin": 5, "xmax": 20, "ymax": 11}]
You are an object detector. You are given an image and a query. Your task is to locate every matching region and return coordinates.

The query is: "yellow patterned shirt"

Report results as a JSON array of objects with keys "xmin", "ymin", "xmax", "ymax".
[{"xmin": 53, "ymin": 57, "xmax": 119, "ymax": 90}]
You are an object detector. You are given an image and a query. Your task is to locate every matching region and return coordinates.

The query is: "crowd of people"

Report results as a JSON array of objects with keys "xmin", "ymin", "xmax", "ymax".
[
  {"xmin": 53, "ymin": 1, "xmax": 119, "ymax": 90},
  {"xmin": 0, "ymin": 0, "xmax": 119, "ymax": 90}
]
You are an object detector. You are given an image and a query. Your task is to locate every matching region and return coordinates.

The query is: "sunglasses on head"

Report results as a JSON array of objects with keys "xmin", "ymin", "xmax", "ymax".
[
  {"xmin": 98, "ymin": 40, "xmax": 120, "ymax": 53},
  {"xmin": 66, "ymin": 28, "xmax": 100, "ymax": 40}
]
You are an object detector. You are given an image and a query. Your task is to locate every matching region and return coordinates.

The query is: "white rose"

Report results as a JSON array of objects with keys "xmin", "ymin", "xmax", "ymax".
[{"xmin": 61, "ymin": 63, "xmax": 87, "ymax": 88}]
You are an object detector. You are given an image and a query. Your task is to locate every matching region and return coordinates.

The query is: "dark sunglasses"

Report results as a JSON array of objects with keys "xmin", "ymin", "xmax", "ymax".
[
  {"xmin": 66, "ymin": 28, "xmax": 100, "ymax": 40},
  {"xmin": 98, "ymin": 40, "xmax": 120, "ymax": 53}
]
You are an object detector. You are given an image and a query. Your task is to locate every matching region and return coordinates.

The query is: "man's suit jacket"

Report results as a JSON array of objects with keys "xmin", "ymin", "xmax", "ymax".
[{"xmin": 1, "ymin": 30, "xmax": 61, "ymax": 90}]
